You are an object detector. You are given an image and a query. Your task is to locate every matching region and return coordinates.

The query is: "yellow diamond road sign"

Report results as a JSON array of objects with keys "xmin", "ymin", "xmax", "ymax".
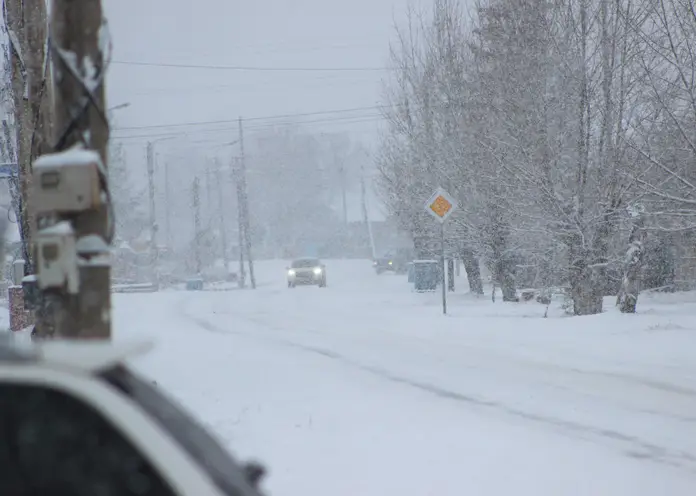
[{"xmin": 425, "ymin": 188, "xmax": 457, "ymax": 222}]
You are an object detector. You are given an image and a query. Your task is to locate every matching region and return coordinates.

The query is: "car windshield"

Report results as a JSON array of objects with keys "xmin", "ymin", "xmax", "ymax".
[
  {"xmin": 291, "ymin": 259, "xmax": 320, "ymax": 268},
  {"xmin": 100, "ymin": 366, "xmax": 259, "ymax": 496}
]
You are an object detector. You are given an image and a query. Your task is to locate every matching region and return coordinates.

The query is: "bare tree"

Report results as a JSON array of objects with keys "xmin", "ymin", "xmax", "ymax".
[
  {"xmin": 377, "ymin": 0, "xmax": 661, "ymax": 312},
  {"xmin": 617, "ymin": 204, "xmax": 646, "ymax": 312},
  {"xmin": 628, "ymin": 0, "xmax": 696, "ymax": 219},
  {"xmin": 3, "ymin": 0, "xmax": 52, "ymax": 272}
]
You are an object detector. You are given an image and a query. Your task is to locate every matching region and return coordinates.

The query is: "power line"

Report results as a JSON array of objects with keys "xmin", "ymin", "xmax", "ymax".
[
  {"xmin": 141, "ymin": 40, "xmax": 377, "ymax": 57},
  {"xmin": 123, "ymin": 75, "xmax": 376, "ymax": 97},
  {"xmin": 114, "ymin": 114, "xmax": 386, "ymax": 140},
  {"xmin": 112, "ymin": 104, "xmax": 396, "ymax": 132},
  {"xmin": 111, "ymin": 113, "xmax": 388, "ymax": 142},
  {"xmin": 112, "ymin": 60, "xmax": 391, "ymax": 72}
]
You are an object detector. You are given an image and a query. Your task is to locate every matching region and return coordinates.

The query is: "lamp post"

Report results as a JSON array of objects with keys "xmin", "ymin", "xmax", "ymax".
[{"xmin": 107, "ymin": 102, "xmax": 130, "ymax": 121}]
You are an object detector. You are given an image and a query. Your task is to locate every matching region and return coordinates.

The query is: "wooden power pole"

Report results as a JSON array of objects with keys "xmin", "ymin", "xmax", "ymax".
[
  {"xmin": 232, "ymin": 159, "xmax": 246, "ymax": 288},
  {"xmin": 360, "ymin": 162, "xmax": 376, "ymax": 259},
  {"xmin": 214, "ymin": 160, "xmax": 229, "ymax": 275},
  {"xmin": 164, "ymin": 160, "xmax": 172, "ymax": 248},
  {"xmin": 205, "ymin": 161, "xmax": 213, "ymax": 220},
  {"xmin": 32, "ymin": 0, "xmax": 112, "ymax": 339},
  {"xmin": 338, "ymin": 157, "xmax": 348, "ymax": 226},
  {"xmin": 238, "ymin": 117, "xmax": 255, "ymax": 289},
  {"xmin": 146, "ymin": 142, "xmax": 159, "ymax": 288},
  {"xmin": 192, "ymin": 176, "xmax": 202, "ymax": 274}
]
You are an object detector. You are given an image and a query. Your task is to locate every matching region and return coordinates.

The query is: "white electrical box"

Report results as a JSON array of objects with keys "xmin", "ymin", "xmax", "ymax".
[
  {"xmin": 35, "ymin": 222, "xmax": 79, "ymax": 294},
  {"xmin": 33, "ymin": 149, "xmax": 102, "ymax": 214}
]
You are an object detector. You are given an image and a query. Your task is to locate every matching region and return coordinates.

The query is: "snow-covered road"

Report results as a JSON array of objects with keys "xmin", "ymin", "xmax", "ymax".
[{"xmin": 116, "ymin": 259, "xmax": 696, "ymax": 495}]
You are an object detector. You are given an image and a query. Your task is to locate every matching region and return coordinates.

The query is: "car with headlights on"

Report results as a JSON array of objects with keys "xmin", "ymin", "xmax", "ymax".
[{"xmin": 287, "ymin": 258, "xmax": 327, "ymax": 288}]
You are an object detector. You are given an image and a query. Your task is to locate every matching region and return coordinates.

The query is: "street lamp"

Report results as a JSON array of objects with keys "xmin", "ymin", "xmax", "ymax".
[
  {"xmin": 108, "ymin": 102, "xmax": 131, "ymax": 112},
  {"xmin": 188, "ymin": 139, "xmax": 240, "ymax": 149},
  {"xmin": 108, "ymin": 102, "xmax": 131, "ymax": 125}
]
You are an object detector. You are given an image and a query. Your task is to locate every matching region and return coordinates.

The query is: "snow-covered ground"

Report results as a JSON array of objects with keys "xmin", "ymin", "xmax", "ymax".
[{"xmin": 115, "ymin": 259, "xmax": 696, "ymax": 495}]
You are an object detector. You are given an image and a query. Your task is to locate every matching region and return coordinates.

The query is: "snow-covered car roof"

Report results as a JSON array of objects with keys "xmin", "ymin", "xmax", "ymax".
[{"xmin": 0, "ymin": 335, "xmax": 153, "ymax": 374}]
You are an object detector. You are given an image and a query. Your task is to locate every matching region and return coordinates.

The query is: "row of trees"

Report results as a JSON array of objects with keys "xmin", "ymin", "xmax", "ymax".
[
  {"xmin": 108, "ymin": 143, "xmax": 148, "ymax": 243},
  {"xmin": 246, "ymin": 127, "xmax": 371, "ymax": 258},
  {"xmin": 377, "ymin": 0, "xmax": 696, "ymax": 315}
]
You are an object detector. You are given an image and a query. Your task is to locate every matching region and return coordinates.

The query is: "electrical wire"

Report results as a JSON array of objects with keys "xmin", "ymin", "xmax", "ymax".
[
  {"xmin": 112, "ymin": 104, "xmax": 395, "ymax": 132},
  {"xmin": 112, "ymin": 60, "xmax": 392, "ymax": 72},
  {"xmin": 123, "ymin": 75, "xmax": 378, "ymax": 97},
  {"xmin": 134, "ymin": 39, "xmax": 377, "ymax": 57},
  {"xmin": 111, "ymin": 113, "xmax": 388, "ymax": 142}
]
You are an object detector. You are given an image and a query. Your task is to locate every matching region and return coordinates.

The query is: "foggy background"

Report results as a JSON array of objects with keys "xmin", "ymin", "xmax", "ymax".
[{"xmin": 102, "ymin": 0, "xmax": 429, "ymax": 268}]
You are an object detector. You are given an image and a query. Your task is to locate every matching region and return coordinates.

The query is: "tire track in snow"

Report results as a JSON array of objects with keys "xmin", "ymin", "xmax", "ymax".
[
  {"xmin": 179, "ymin": 303, "xmax": 696, "ymax": 476},
  {"xmin": 224, "ymin": 308, "xmax": 696, "ymax": 414}
]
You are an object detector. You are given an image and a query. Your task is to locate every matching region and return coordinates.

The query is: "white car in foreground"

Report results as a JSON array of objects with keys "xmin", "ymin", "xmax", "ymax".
[
  {"xmin": 287, "ymin": 258, "xmax": 327, "ymax": 288},
  {"xmin": 0, "ymin": 336, "xmax": 265, "ymax": 496}
]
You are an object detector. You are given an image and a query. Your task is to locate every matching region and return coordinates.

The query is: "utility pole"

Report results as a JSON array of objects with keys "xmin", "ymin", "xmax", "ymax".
[
  {"xmin": 164, "ymin": 160, "xmax": 172, "ymax": 248},
  {"xmin": 360, "ymin": 162, "xmax": 376, "ymax": 258},
  {"xmin": 340, "ymin": 161, "xmax": 348, "ymax": 226},
  {"xmin": 232, "ymin": 159, "xmax": 246, "ymax": 288},
  {"xmin": 238, "ymin": 117, "xmax": 255, "ymax": 289},
  {"xmin": 146, "ymin": 142, "xmax": 159, "ymax": 288},
  {"xmin": 332, "ymin": 143, "xmax": 348, "ymax": 226},
  {"xmin": 33, "ymin": 0, "xmax": 112, "ymax": 339},
  {"xmin": 192, "ymin": 177, "xmax": 201, "ymax": 275},
  {"xmin": 205, "ymin": 161, "xmax": 214, "ymax": 220},
  {"xmin": 214, "ymin": 160, "xmax": 229, "ymax": 277}
]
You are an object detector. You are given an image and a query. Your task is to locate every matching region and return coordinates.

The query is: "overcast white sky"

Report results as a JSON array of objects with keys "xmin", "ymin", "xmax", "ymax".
[
  {"xmin": 104, "ymin": 0, "xmax": 417, "ymax": 149},
  {"xmin": 102, "ymin": 0, "xmax": 430, "ymax": 222}
]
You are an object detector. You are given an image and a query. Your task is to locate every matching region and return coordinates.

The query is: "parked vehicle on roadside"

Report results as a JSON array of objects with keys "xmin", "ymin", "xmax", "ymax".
[{"xmin": 373, "ymin": 248, "xmax": 412, "ymax": 275}]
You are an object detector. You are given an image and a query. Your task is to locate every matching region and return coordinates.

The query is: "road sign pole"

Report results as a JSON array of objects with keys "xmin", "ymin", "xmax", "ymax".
[
  {"xmin": 440, "ymin": 222, "xmax": 447, "ymax": 314},
  {"xmin": 424, "ymin": 186, "xmax": 457, "ymax": 316}
]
